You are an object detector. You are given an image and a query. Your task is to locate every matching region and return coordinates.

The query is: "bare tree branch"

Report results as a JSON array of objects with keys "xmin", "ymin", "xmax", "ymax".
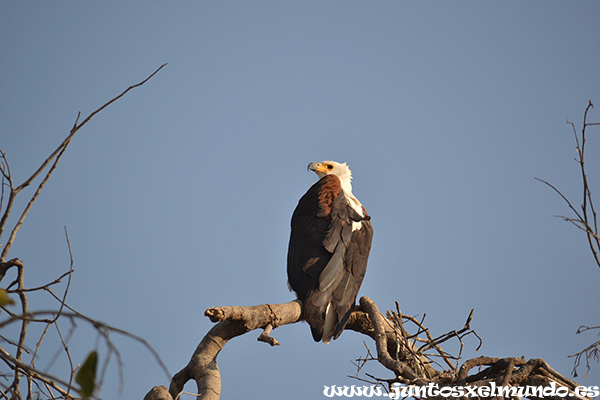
[
  {"xmin": 169, "ymin": 300, "xmax": 302, "ymax": 400},
  {"xmin": 0, "ymin": 64, "xmax": 168, "ymax": 400},
  {"xmin": 570, "ymin": 326, "xmax": 600, "ymax": 379},
  {"xmin": 145, "ymin": 296, "xmax": 589, "ymax": 400},
  {"xmin": 536, "ymin": 101, "xmax": 599, "ymax": 378},
  {"xmin": 0, "ymin": 63, "xmax": 168, "ymax": 264},
  {"xmin": 536, "ymin": 101, "xmax": 599, "ymax": 270}
]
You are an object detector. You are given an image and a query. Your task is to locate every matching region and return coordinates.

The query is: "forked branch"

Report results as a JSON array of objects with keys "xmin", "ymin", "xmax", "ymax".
[{"xmin": 145, "ymin": 296, "xmax": 587, "ymax": 400}]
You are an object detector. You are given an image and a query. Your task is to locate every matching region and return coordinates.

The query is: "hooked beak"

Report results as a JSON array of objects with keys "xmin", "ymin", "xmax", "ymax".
[{"xmin": 307, "ymin": 162, "xmax": 329, "ymax": 178}]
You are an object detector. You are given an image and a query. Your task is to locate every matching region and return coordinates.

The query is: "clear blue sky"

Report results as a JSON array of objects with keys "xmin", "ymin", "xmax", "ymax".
[{"xmin": 1, "ymin": 2, "xmax": 599, "ymax": 399}]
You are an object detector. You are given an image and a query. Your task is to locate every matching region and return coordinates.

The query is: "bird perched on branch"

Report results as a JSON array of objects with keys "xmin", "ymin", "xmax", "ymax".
[{"xmin": 287, "ymin": 161, "xmax": 373, "ymax": 343}]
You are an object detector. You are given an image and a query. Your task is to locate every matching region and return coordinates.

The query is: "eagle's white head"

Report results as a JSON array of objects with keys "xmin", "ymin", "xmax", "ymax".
[{"xmin": 308, "ymin": 160, "xmax": 353, "ymax": 194}]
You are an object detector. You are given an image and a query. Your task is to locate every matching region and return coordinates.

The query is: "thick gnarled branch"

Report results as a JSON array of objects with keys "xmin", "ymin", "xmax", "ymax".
[
  {"xmin": 160, "ymin": 301, "xmax": 302, "ymax": 400},
  {"xmin": 145, "ymin": 296, "xmax": 588, "ymax": 400}
]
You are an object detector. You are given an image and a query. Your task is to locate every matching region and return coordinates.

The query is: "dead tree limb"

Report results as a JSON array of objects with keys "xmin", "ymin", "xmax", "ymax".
[
  {"xmin": 145, "ymin": 296, "xmax": 589, "ymax": 400},
  {"xmin": 168, "ymin": 300, "xmax": 302, "ymax": 400}
]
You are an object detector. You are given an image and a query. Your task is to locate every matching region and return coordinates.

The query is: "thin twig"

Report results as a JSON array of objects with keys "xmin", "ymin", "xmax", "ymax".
[{"xmin": 0, "ymin": 63, "xmax": 167, "ymax": 263}]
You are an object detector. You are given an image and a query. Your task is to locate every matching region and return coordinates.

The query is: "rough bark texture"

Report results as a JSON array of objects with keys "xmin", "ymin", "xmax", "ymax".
[
  {"xmin": 151, "ymin": 300, "xmax": 302, "ymax": 400},
  {"xmin": 144, "ymin": 296, "xmax": 589, "ymax": 400}
]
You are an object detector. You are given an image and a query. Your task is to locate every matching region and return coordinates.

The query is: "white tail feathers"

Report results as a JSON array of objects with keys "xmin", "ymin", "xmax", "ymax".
[{"xmin": 322, "ymin": 302, "xmax": 337, "ymax": 344}]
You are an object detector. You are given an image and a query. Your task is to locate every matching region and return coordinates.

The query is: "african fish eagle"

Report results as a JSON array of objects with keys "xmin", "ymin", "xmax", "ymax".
[{"xmin": 287, "ymin": 160, "xmax": 373, "ymax": 343}]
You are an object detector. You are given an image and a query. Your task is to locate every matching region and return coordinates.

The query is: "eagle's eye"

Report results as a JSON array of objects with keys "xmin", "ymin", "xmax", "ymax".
[{"xmin": 326, "ymin": 164, "xmax": 334, "ymax": 170}]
